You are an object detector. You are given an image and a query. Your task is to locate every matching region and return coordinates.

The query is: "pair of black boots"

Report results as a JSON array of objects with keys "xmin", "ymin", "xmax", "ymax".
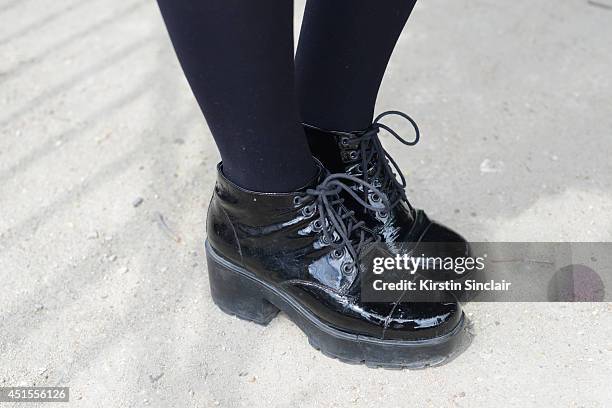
[{"xmin": 205, "ymin": 111, "xmax": 470, "ymax": 368}]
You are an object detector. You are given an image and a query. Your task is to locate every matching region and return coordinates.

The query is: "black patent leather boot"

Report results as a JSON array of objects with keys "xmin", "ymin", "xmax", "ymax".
[
  {"xmin": 206, "ymin": 162, "xmax": 466, "ymax": 368},
  {"xmin": 304, "ymin": 112, "xmax": 479, "ymax": 299}
]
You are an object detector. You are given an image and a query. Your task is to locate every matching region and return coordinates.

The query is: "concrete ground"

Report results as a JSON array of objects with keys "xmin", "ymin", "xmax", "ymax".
[{"xmin": 1, "ymin": 0, "xmax": 611, "ymax": 406}]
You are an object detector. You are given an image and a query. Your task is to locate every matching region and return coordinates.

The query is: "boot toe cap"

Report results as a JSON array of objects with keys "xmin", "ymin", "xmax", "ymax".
[{"xmin": 383, "ymin": 300, "xmax": 463, "ymax": 341}]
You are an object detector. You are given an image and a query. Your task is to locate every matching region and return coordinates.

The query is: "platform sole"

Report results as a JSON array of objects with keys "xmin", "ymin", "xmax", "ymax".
[{"xmin": 205, "ymin": 240, "xmax": 470, "ymax": 369}]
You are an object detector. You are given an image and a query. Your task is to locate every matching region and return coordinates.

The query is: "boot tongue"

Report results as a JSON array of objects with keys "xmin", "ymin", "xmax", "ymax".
[
  {"xmin": 304, "ymin": 126, "xmax": 347, "ymax": 174},
  {"xmin": 304, "ymin": 123, "xmax": 405, "ymax": 209}
]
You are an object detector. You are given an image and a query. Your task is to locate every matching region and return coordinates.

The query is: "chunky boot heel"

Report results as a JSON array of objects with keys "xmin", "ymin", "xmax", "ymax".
[{"xmin": 207, "ymin": 251, "xmax": 279, "ymax": 325}]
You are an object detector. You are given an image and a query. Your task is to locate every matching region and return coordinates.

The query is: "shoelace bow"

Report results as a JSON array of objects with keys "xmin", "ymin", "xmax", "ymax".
[
  {"xmin": 351, "ymin": 110, "xmax": 420, "ymax": 214},
  {"xmin": 303, "ymin": 174, "xmax": 390, "ymax": 264}
]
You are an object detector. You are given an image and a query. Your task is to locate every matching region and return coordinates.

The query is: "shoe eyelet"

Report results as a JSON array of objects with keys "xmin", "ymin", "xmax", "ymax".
[
  {"xmin": 331, "ymin": 247, "xmax": 345, "ymax": 260},
  {"xmin": 349, "ymin": 151, "xmax": 358, "ymax": 160},
  {"xmin": 356, "ymin": 164, "xmax": 363, "ymax": 173},
  {"xmin": 321, "ymin": 235, "xmax": 332, "ymax": 245},
  {"xmin": 302, "ymin": 205, "xmax": 315, "ymax": 217},
  {"xmin": 370, "ymin": 193, "xmax": 381, "ymax": 203},
  {"xmin": 293, "ymin": 195, "xmax": 302, "ymax": 206},
  {"xmin": 340, "ymin": 137, "xmax": 350, "ymax": 146},
  {"xmin": 341, "ymin": 262, "xmax": 355, "ymax": 275},
  {"xmin": 312, "ymin": 219, "xmax": 324, "ymax": 232},
  {"xmin": 377, "ymin": 210, "xmax": 388, "ymax": 219}
]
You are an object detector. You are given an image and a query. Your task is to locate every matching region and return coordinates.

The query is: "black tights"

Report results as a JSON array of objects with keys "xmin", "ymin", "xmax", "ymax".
[{"xmin": 156, "ymin": 0, "xmax": 416, "ymax": 192}]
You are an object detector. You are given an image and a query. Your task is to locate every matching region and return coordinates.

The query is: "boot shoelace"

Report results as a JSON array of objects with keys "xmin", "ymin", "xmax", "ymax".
[
  {"xmin": 344, "ymin": 110, "xmax": 420, "ymax": 217},
  {"xmin": 298, "ymin": 173, "xmax": 391, "ymax": 273}
]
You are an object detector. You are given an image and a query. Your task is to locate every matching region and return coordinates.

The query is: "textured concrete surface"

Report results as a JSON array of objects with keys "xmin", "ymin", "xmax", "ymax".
[{"xmin": 1, "ymin": 0, "xmax": 611, "ymax": 406}]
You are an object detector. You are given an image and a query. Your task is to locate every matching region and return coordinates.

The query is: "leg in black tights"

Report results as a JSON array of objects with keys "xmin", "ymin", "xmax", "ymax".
[
  {"xmin": 156, "ymin": 0, "xmax": 316, "ymax": 193},
  {"xmin": 157, "ymin": 0, "xmax": 416, "ymax": 191},
  {"xmin": 296, "ymin": 0, "xmax": 417, "ymax": 132}
]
